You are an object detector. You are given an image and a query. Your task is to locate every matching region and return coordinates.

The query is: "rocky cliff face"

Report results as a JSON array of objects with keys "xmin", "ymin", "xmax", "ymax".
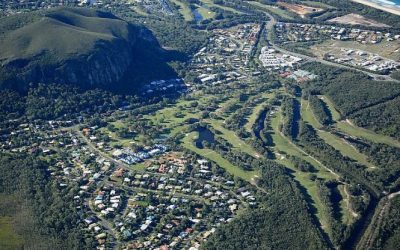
[{"xmin": 0, "ymin": 7, "xmax": 168, "ymax": 92}]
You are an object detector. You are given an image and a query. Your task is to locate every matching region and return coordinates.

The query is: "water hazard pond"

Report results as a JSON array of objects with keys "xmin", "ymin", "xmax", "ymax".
[{"xmin": 195, "ymin": 127, "xmax": 215, "ymax": 149}]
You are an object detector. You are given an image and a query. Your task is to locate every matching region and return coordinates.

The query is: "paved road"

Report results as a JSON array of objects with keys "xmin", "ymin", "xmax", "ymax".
[{"xmin": 264, "ymin": 13, "xmax": 399, "ymax": 82}]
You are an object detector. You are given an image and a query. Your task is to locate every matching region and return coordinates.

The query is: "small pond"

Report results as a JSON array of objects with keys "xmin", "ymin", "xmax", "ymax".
[
  {"xmin": 195, "ymin": 127, "xmax": 215, "ymax": 149},
  {"xmin": 192, "ymin": 9, "xmax": 203, "ymax": 22}
]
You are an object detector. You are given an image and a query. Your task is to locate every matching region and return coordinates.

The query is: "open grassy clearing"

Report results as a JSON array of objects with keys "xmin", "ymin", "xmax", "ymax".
[
  {"xmin": 320, "ymin": 96, "xmax": 400, "ymax": 147},
  {"xmin": 301, "ymin": 99, "xmax": 376, "ymax": 169},
  {"xmin": 337, "ymin": 185, "xmax": 357, "ymax": 225},
  {"xmin": 246, "ymin": 1, "xmax": 294, "ymax": 20},
  {"xmin": 0, "ymin": 217, "xmax": 23, "ymax": 250},
  {"xmin": 300, "ymin": 1, "xmax": 336, "ymax": 9},
  {"xmin": 207, "ymin": 119, "xmax": 261, "ymax": 158},
  {"xmin": 245, "ymin": 101, "xmax": 266, "ymax": 133},
  {"xmin": 318, "ymin": 95, "xmax": 341, "ymax": 121},
  {"xmin": 336, "ymin": 122, "xmax": 400, "ymax": 148},
  {"xmin": 169, "ymin": 0, "xmax": 194, "ymax": 21},
  {"xmin": 200, "ymin": 0, "xmax": 244, "ymax": 14},
  {"xmin": 182, "ymin": 132, "xmax": 259, "ymax": 181},
  {"xmin": 131, "ymin": 6, "xmax": 149, "ymax": 16},
  {"xmin": 195, "ymin": 4, "xmax": 216, "ymax": 20}
]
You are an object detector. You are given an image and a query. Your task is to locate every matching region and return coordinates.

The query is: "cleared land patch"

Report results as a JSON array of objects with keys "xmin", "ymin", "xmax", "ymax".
[
  {"xmin": 328, "ymin": 13, "xmax": 390, "ymax": 28},
  {"xmin": 310, "ymin": 40, "xmax": 400, "ymax": 64},
  {"xmin": 0, "ymin": 217, "xmax": 23, "ymax": 250},
  {"xmin": 278, "ymin": 2, "xmax": 324, "ymax": 17},
  {"xmin": 301, "ymin": 1, "xmax": 336, "ymax": 9}
]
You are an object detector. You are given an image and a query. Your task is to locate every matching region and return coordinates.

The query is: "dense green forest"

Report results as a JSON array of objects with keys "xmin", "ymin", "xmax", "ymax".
[
  {"xmin": 348, "ymin": 139, "xmax": 400, "ymax": 190},
  {"xmin": 349, "ymin": 96, "xmax": 400, "ymax": 140},
  {"xmin": 302, "ymin": 62, "xmax": 400, "ymax": 139},
  {"xmin": 369, "ymin": 196, "xmax": 400, "ymax": 250},
  {"xmin": 0, "ymin": 153, "xmax": 92, "ymax": 249}
]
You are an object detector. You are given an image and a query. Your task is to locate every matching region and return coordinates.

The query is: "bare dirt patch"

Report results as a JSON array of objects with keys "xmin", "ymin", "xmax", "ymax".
[
  {"xmin": 277, "ymin": 2, "xmax": 324, "ymax": 17},
  {"xmin": 329, "ymin": 13, "xmax": 390, "ymax": 28}
]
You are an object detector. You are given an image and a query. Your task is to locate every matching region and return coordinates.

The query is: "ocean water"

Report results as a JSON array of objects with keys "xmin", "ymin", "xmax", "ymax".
[{"xmin": 371, "ymin": 0, "xmax": 400, "ymax": 6}]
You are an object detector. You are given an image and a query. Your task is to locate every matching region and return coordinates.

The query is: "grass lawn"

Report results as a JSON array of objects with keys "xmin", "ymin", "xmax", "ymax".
[
  {"xmin": 244, "ymin": 101, "xmax": 265, "ymax": 132},
  {"xmin": 270, "ymin": 104, "xmax": 357, "ymax": 233},
  {"xmin": 318, "ymin": 95, "xmax": 341, "ymax": 121},
  {"xmin": 130, "ymin": 162, "xmax": 146, "ymax": 172},
  {"xmin": 336, "ymin": 121, "xmax": 400, "ymax": 148},
  {"xmin": 195, "ymin": 4, "xmax": 216, "ymax": 20},
  {"xmin": 200, "ymin": 0, "xmax": 243, "ymax": 14},
  {"xmin": 208, "ymin": 120, "xmax": 262, "ymax": 158},
  {"xmin": 337, "ymin": 184, "xmax": 357, "ymax": 225},
  {"xmin": 170, "ymin": 0, "xmax": 194, "ymax": 21},
  {"xmin": 182, "ymin": 132, "xmax": 259, "ymax": 181},
  {"xmin": 0, "ymin": 217, "xmax": 23, "ymax": 250},
  {"xmin": 244, "ymin": 92, "xmax": 277, "ymax": 132},
  {"xmin": 319, "ymin": 95, "xmax": 400, "ymax": 147},
  {"xmin": 270, "ymin": 110, "xmax": 335, "ymax": 180},
  {"xmin": 246, "ymin": 1, "xmax": 294, "ymax": 19},
  {"xmin": 277, "ymin": 157, "xmax": 331, "ymax": 233},
  {"xmin": 301, "ymin": 99, "xmax": 376, "ymax": 169},
  {"xmin": 301, "ymin": 1, "xmax": 336, "ymax": 9}
]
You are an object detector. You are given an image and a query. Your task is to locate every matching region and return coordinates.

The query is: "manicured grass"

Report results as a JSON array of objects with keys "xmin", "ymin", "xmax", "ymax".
[
  {"xmin": 320, "ymin": 96, "xmax": 400, "ymax": 147},
  {"xmin": 200, "ymin": 0, "xmax": 244, "ymax": 14},
  {"xmin": 277, "ymin": 158, "xmax": 331, "ymax": 233},
  {"xmin": 301, "ymin": 1, "xmax": 336, "ymax": 9},
  {"xmin": 182, "ymin": 132, "xmax": 259, "ymax": 181},
  {"xmin": 301, "ymin": 99, "xmax": 376, "ymax": 169},
  {"xmin": 337, "ymin": 184, "xmax": 357, "ymax": 225},
  {"xmin": 336, "ymin": 121, "xmax": 400, "ymax": 148},
  {"xmin": 270, "ymin": 110, "xmax": 335, "ymax": 180},
  {"xmin": 269, "ymin": 107, "xmax": 333, "ymax": 232},
  {"xmin": 170, "ymin": 0, "xmax": 194, "ymax": 21},
  {"xmin": 130, "ymin": 162, "xmax": 146, "ymax": 172},
  {"xmin": 318, "ymin": 95, "xmax": 341, "ymax": 121},
  {"xmin": 319, "ymin": 131, "xmax": 376, "ymax": 169},
  {"xmin": 244, "ymin": 92, "xmax": 277, "ymax": 132},
  {"xmin": 195, "ymin": 5, "xmax": 216, "ymax": 20},
  {"xmin": 246, "ymin": 1, "xmax": 294, "ymax": 19},
  {"xmin": 132, "ymin": 6, "xmax": 149, "ymax": 16},
  {"xmin": 207, "ymin": 119, "xmax": 262, "ymax": 158},
  {"xmin": 0, "ymin": 217, "xmax": 23, "ymax": 250},
  {"xmin": 244, "ymin": 101, "xmax": 265, "ymax": 132}
]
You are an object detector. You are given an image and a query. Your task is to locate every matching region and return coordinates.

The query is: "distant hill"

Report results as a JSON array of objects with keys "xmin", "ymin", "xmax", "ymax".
[{"xmin": 0, "ymin": 7, "xmax": 178, "ymax": 92}]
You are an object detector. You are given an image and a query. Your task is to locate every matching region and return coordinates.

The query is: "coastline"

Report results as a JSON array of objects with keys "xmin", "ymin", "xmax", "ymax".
[{"xmin": 351, "ymin": 0, "xmax": 400, "ymax": 16}]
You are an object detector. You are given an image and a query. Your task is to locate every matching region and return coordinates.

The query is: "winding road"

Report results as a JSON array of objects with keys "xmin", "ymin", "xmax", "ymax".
[{"xmin": 264, "ymin": 13, "xmax": 399, "ymax": 82}]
